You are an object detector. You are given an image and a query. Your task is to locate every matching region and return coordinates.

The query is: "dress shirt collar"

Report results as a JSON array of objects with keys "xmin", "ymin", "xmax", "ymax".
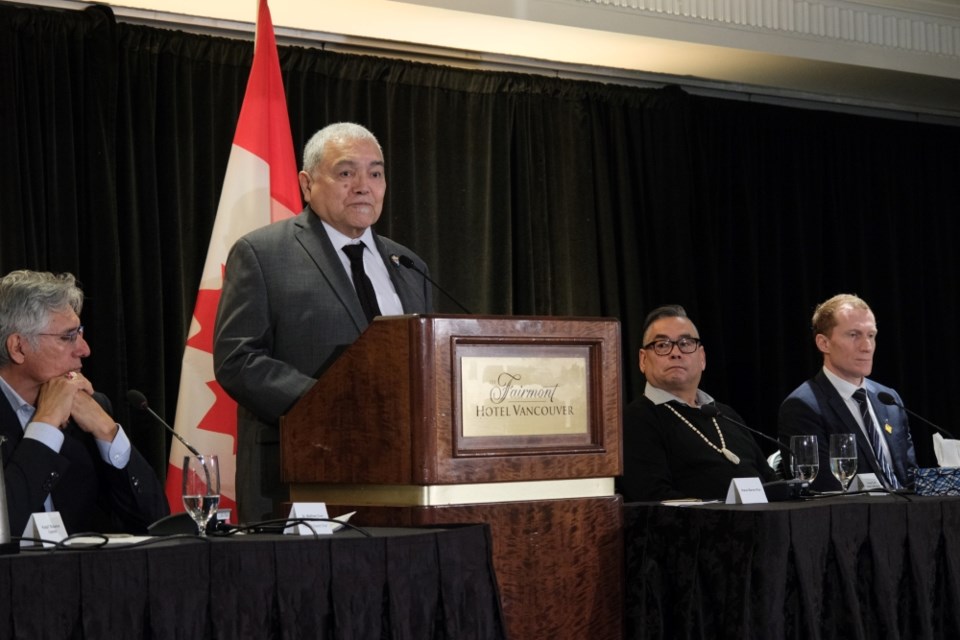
[
  {"xmin": 322, "ymin": 220, "xmax": 377, "ymax": 254},
  {"xmin": 822, "ymin": 366, "xmax": 866, "ymax": 399},
  {"xmin": 643, "ymin": 382, "xmax": 715, "ymax": 408}
]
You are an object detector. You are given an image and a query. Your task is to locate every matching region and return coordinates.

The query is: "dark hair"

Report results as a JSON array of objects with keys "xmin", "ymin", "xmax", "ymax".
[{"xmin": 640, "ymin": 304, "xmax": 689, "ymax": 341}]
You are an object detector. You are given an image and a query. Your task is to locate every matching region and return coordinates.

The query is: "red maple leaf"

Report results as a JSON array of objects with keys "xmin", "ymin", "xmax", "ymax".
[
  {"xmin": 187, "ymin": 286, "xmax": 222, "ymax": 355},
  {"xmin": 197, "ymin": 380, "xmax": 239, "ymax": 455}
]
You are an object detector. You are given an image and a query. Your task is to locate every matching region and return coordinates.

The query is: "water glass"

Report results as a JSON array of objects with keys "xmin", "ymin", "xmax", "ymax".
[
  {"xmin": 182, "ymin": 454, "xmax": 221, "ymax": 536},
  {"xmin": 790, "ymin": 435, "xmax": 819, "ymax": 483},
  {"xmin": 829, "ymin": 433, "xmax": 858, "ymax": 491}
]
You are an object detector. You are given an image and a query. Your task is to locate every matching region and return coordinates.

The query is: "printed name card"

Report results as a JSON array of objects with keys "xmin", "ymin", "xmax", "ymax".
[
  {"xmin": 725, "ymin": 477, "xmax": 768, "ymax": 504},
  {"xmin": 284, "ymin": 502, "xmax": 335, "ymax": 535},
  {"xmin": 21, "ymin": 511, "xmax": 67, "ymax": 548},
  {"xmin": 852, "ymin": 473, "xmax": 884, "ymax": 492}
]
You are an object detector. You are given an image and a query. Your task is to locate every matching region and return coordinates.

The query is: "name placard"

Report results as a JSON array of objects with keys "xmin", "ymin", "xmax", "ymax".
[
  {"xmin": 725, "ymin": 477, "xmax": 768, "ymax": 504},
  {"xmin": 21, "ymin": 511, "xmax": 67, "ymax": 548},
  {"xmin": 460, "ymin": 355, "xmax": 588, "ymax": 437},
  {"xmin": 284, "ymin": 502, "xmax": 334, "ymax": 536},
  {"xmin": 853, "ymin": 473, "xmax": 884, "ymax": 492}
]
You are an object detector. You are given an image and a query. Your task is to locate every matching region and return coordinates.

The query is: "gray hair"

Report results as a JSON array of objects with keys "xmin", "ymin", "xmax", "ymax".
[
  {"xmin": 0, "ymin": 270, "xmax": 84, "ymax": 367},
  {"xmin": 301, "ymin": 122, "xmax": 382, "ymax": 175}
]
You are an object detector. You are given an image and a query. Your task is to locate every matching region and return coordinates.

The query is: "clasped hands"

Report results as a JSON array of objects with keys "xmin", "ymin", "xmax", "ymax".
[{"xmin": 33, "ymin": 371, "xmax": 118, "ymax": 442}]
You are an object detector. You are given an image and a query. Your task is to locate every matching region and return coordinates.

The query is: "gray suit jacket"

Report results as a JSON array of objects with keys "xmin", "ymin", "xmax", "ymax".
[{"xmin": 213, "ymin": 208, "xmax": 432, "ymax": 521}]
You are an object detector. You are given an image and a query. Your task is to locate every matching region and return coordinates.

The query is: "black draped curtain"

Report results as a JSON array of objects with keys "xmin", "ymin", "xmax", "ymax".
[{"xmin": 2, "ymin": 2, "xmax": 959, "ymax": 476}]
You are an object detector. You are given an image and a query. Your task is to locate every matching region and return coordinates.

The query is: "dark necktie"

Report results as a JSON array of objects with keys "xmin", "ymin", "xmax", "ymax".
[
  {"xmin": 342, "ymin": 242, "xmax": 382, "ymax": 323},
  {"xmin": 852, "ymin": 388, "xmax": 900, "ymax": 489}
]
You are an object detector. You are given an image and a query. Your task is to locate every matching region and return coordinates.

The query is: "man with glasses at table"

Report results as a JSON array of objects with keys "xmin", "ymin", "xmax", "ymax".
[
  {"xmin": 778, "ymin": 293, "xmax": 917, "ymax": 492},
  {"xmin": 0, "ymin": 270, "xmax": 168, "ymax": 536},
  {"xmin": 618, "ymin": 304, "xmax": 776, "ymax": 502}
]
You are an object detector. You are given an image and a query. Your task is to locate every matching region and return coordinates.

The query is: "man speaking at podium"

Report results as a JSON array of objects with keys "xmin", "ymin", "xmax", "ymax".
[
  {"xmin": 214, "ymin": 123, "xmax": 432, "ymax": 523},
  {"xmin": 0, "ymin": 270, "xmax": 168, "ymax": 535}
]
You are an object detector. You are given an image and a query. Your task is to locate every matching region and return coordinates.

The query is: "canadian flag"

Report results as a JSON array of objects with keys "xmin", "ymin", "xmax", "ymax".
[{"xmin": 164, "ymin": 0, "xmax": 300, "ymax": 516}]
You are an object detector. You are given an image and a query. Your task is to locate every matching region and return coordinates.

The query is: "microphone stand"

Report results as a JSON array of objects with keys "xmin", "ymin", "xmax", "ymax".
[
  {"xmin": 127, "ymin": 391, "xmax": 214, "ymax": 517},
  {"xmin": 390, "ymin": 254, "xmax": 473, "ymax": 314},
  {"xmin": 700, "ymin": 404, "xmax": 809, "ymax": 500}
]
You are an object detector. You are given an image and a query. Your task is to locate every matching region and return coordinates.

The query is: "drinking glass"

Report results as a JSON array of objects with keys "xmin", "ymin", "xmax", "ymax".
[
  {"xmin": 790, "ymin": 435, "xmax": 819, "ymax": 483},
  {"xmin": 182, "ymin": 454, "xmax": 220, "ymax": 536},
  {"xmin": 829, "ymin": 433, "xmax": 858, "ymax": 491}
]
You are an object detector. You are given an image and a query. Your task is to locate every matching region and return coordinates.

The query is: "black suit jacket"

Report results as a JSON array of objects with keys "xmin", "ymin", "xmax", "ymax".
[
  {"xmin": 778, "ymin": 371, "xmax": 917, "ymax": 491},
  {"xmin": 1, "ymin": 392, "xmax": 169, "ymax": 536}
]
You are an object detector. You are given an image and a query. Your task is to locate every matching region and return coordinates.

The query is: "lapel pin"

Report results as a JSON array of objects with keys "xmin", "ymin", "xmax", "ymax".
[{"xmin": 884, "ymin": 423, "xmax": 893, "ymax": 434}]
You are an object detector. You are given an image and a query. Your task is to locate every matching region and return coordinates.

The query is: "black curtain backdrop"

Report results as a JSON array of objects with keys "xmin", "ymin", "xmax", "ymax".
[{"xmin": 2, "ymin": 3, "xmax": 959, "ymax": 478}]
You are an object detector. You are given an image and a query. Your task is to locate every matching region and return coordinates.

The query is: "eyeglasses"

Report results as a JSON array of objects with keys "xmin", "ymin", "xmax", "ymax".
[
  {"xmin": 642, "ymin": 337, "xmax": 702, "ymax": 356},
  {"xmin": 37, "ymin": 325, "xmax": 85, "ymax": 344}
]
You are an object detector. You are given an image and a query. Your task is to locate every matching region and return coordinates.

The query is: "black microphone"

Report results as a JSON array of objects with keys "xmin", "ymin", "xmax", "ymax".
[
  {"xmin": 876, "ymin": 391, "xmax": 955, "ymax": 439},
  {"xmin": 127, "ymin": 389, "xmax": 202, "ymax": 457},
  {"xmin": 391, "ymin": 254, "xmax": 473, "ymax": 314},
  {"xmin": 700, "ymin": 404, "xmax": 807, "ymax": 500}
]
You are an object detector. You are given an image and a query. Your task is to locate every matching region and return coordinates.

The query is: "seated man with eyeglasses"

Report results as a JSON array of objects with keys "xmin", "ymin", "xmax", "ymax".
[
  {"xmin": 0, "ymin": 270, "xmax": 168, "ymax": 536},
  {"xmin": 618, "ymin": 305, "xmax": 776, "ymax": 502}
]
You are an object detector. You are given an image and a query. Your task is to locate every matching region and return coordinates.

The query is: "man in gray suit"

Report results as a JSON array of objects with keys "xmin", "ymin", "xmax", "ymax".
[{"xmin": 214, "ymin": 122, "xmax": 432, "ymax": 523}]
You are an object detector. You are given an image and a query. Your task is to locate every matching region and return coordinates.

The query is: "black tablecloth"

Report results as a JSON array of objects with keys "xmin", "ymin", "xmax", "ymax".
[
  {"xmin": 0, "ymin": 525, "xmax": 506, "ymax": 639},
  {"xmin": 624, "ymin": 495, "xmax": 960, "ymax": 640}
]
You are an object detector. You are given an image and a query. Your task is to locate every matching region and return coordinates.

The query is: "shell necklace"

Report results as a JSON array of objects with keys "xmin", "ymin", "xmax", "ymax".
[{"xmin": 664, "ymin": 403, "xmax": 740, "ymax": 465}]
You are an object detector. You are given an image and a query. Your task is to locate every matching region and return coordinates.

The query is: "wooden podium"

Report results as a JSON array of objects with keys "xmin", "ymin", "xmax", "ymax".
[{"xmin": 281, "ymin": 315, "xmax": 623, "ymax": 639}]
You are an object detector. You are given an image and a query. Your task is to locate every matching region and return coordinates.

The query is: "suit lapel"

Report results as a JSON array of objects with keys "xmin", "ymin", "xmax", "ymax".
[
  {"xmin": 0, "ymin": 395, "xmax": 23, "ymax": 462},
  {"xmin": 813, "ymin": 372, "xmax": 885, "ymax": 478},
  {"xmin": 865, "ymin": 383, "xmax": 893, "ymax": 438},
  {"xmin": 372, "ymin": 233, "xmax": 422, "ymax": 314},
  {"xmin": 864, "ymin": 382, "xmax": 905, "ymax": 477},
  {"xmin": 293, "ymin": 209, "xmax": 367, "ymax": 330}
]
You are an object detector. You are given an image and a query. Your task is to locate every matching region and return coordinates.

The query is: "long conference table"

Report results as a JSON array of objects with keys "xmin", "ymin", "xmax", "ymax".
[
  {"xmin": 624, "ymin": 494, "xmax": 960, "ymax": 640},
  {"xmin": 0, "ymin": 524, "xmax": 506, "ymax": 639}
]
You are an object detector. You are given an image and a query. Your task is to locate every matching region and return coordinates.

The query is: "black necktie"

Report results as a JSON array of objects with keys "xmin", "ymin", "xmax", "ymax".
[
  {"xmin": 852, "ymin": 388, "xmax": 900, "ymax": 489},
  {"xmin": 342, "ymin": 242, "xmax": 381, "ymax": 323}
]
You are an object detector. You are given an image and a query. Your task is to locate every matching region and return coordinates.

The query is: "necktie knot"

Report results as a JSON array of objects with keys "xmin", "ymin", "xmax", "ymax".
[{"xmin": 342, "ymin": 242, "xmax": 366, "ymax": 263}]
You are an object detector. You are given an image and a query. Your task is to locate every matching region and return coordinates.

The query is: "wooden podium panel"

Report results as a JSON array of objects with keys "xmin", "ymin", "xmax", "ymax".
[
  {"xmin": 324, "ymin": 496, "xmax": 624, "ymax": 640},
  {"xmin": 280, "ymin": 315, "xmax": 623, "ymax": 640},
  {"xmin": 281, "ymin": 315, "xmax": 621, "ymax": 487}
]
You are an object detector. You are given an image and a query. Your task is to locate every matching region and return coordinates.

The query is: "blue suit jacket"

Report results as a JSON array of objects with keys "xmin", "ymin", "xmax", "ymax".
[{"xmin": 778, "ymin": 370, "xmax": 917, "ymax": 491}]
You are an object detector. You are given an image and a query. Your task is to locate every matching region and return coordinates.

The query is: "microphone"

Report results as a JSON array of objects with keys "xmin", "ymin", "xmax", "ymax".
[
  {"xmin": 391, "ymin": 254, "xmax": 473, "ymax": 314},
  {"xmin": 127, "ymin": 389, "xmax": 202, "ymax": 457},
  {"xmin": 877, "ymin": 391, "xmax": 955, "ymax": 439},
  {"xmin": 700, "ymin": 404, "xmax": 808, "ymax": 500},
  {"xmin": 129, "ymin": 390, "xmax": 227, "ymax": 535}
]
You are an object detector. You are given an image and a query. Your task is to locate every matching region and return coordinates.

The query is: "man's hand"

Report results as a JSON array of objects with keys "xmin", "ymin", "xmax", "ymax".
[
  {"xmin": 70, "ymin": 390, "xmax": 118, "ymax": 441},
  {"xmin": 33, "ymin": 373, "xmax": 82, "ymax": 428},
  {"xmin": 35, "ymin": 372, "xmax": 117, "ymax": 441}
]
